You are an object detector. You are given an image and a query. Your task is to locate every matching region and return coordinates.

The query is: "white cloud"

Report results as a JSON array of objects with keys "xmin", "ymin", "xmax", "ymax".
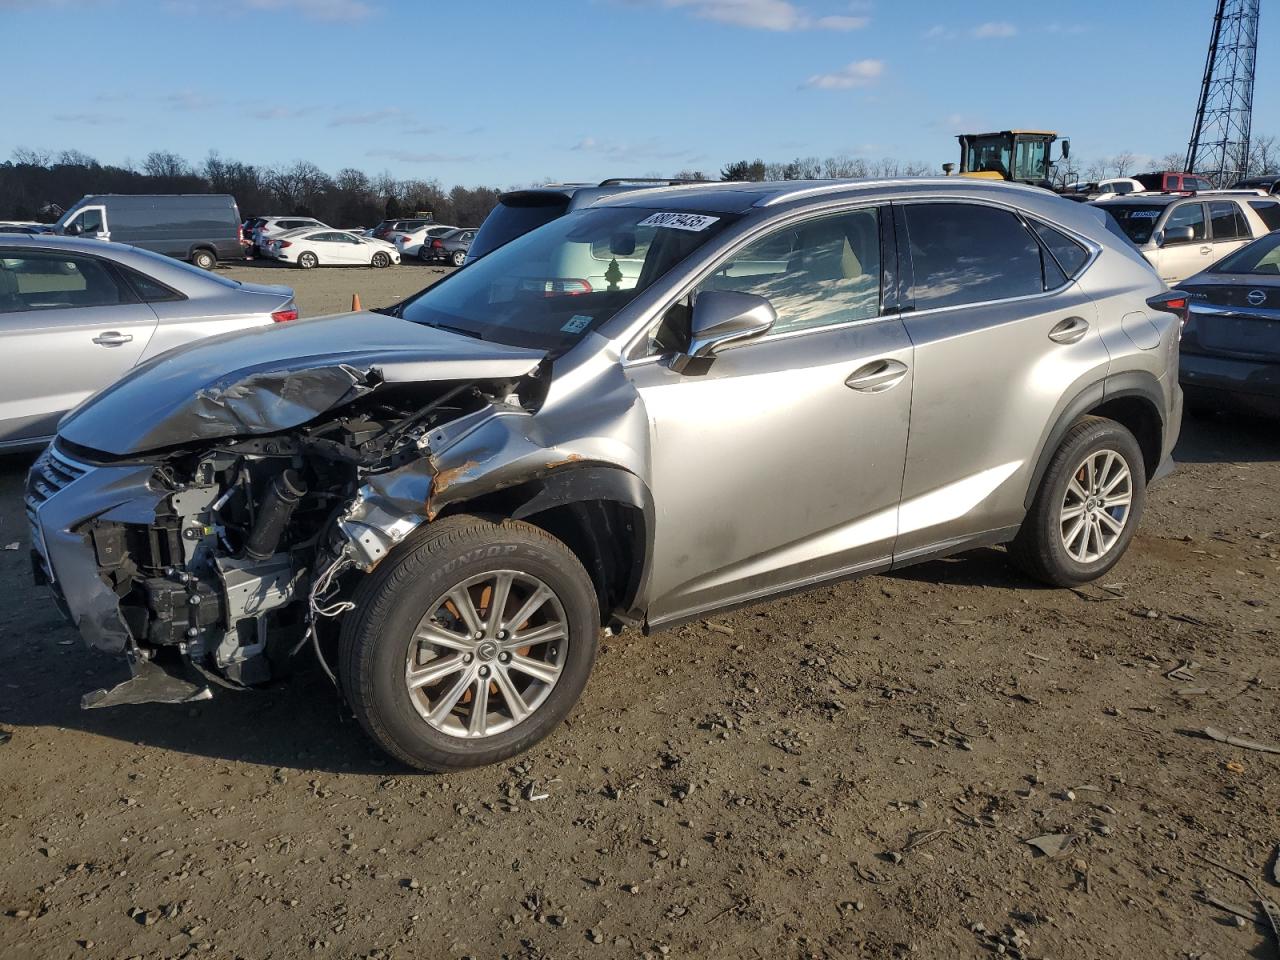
[
  {"xmin": 329, "ymin": 108, "xmax": 402, "ymax": 127},
  {"xmin": 54, "ymin": 111, "xmax": 121, "ymax": 126},
  {"xmin": 804, "ymin": 58, "xmax": 884, "ymax": 90},
  {"xmin": 571, "ymin": 137, "xmax": 688, "ymax": 160},
  {"xmin": 366, "ymin": 149, "xmax": 479, "ymax": 164},
  {"xmin": 630, "ymin": 0, "xmax": 868, "ymax": 32},
  {"xmin": 240, "ymin": 0, "xmax": 373, "ymax": 21},
  {"xmin": 162, "ymin": 90, "xmax": 220, "ymax": 111},
  {"xmin": 970, "ymin": 21, "xmax": 1016, "ymax": 38}
]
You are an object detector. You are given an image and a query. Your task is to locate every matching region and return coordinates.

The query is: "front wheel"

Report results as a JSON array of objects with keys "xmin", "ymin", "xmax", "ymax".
[
  {"xmin": 297, "ymin": 251, "xmax": 318, "ymax": 269},
  {"xmin": 371, "ymin": 251, "xmax": 391, "ymax": 268},
  {"xmin": 451, "ymin": 249, "xmax": 466, "ymax": 267},
  {"xmin": 191, "ymin": 249, "xmax": 216, "ymax": 270},
  {"xmin": 339, "ymin": 515, "xmax": 600, "ymax": 771},
  {"xmin": 1009, "ymin": 415, "xmax": 1146, "ymax": 587}
]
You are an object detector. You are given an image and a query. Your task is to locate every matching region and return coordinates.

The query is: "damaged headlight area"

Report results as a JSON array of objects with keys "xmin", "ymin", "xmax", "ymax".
[{"xmin": 31, "ymin": 377, "xmax": 522, "ymax": 708}]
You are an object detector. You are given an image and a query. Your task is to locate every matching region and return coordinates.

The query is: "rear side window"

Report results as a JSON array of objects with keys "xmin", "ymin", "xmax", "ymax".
[
  {"xmin": 470, "ymin": 195, "xmax": 571, "ymax": 260},
  {"xmin": 0, "ymin": 252, "xmax": 128, "ymax": 313},
  {"xmin": 119, "ymin": 267, "xmax": 184, "ymax": 303},
  {"xmin": 1030, "ymin": 220, "xmax": 1090, "ymax": 278},
  {"xmin": 902, "ymin": 203, "xmax": 1044, "ymax": 309},
  {"xmin": 1209, "ymin": 201, "xmax": 1251, "ymax": 240},
  {"xmin": 1249, "ymin": 200, "xmax": 1280, "ymax": 230}
]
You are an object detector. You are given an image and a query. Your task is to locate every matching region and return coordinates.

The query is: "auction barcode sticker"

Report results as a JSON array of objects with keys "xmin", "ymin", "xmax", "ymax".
[{"xmin": 637, "ymin": 212, "xmax": 720, "ymax": 232}]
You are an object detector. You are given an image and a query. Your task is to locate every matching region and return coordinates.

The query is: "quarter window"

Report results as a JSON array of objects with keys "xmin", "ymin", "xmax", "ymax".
[
  {"xmin": 902, "ymin": 203, "xmax": 1044, "ymax": 309},
  {"xmin": 694, "ymin": 207, "xmax": 883, "ymax": 336},
  {"xmin": 1030, "ymin": 219, "xmax": 1090, "ymax": 278},
  {"xmin": 0, "ymin": 252, "xmax": 126, "ymax": 314},
  {"xmin": 1165, "ymin": 203, "xmax": 1207, "ymax": 240}
]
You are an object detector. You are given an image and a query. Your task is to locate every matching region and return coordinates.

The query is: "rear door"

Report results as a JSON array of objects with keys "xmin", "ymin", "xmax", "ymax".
[
  {"xmin": 0, "ymin": 249, "xmax": 155, "ymax": 444},
  {"xmin": 894, "ymin": 201, "xmax": 1108, "ymax": 560},
  {"xmin": 1207, "ymin": 200, "xmax": 1254, "ymax": 264}
]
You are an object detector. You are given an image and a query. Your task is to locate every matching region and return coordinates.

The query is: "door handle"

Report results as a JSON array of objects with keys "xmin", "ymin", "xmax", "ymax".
[
  {"xmin": 845, "ymin": 358, "xmax": 908, "ymax": 393},
  {"xmin": 1048, "ymin": 316, "xmax": 1089, "ymax": 344},
  {"xmin": 1199, "ymin": 246, "xmax": 1212, "ymax": 255},
  {"xmin": 92, "ymin": 331, "xmax": 133, "ymax": 346}
]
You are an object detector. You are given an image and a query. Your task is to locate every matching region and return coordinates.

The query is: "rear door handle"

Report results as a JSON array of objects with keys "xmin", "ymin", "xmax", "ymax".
[
  {"xmin": 1048, "ymin": 316, "xmax": 1089, "ymax": 344},
  {"xmin": 845, "ymin": 358, "xmax": 908, "ymax": 393},
  {"xmin": 92, "ymin": 331, "xmax": 133, "ymax": 346}
]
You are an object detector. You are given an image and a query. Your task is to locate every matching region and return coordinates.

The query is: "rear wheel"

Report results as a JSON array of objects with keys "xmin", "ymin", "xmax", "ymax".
[
  {"xmin": 451, "ymin": 249, "xmax": 466, "ymax": 267},
  {"xmin": 297, "ymin": 251, "xmax": 318, "ymax": 269},
  {"xmin": 371, "ymin": 251, "xmax": 391, "ymax": 268},
  {"xmin": 191, "ymin": 249, "xmax": 216, "ymax": 270},
  {"xmin": 339, "ymin": 515, "xmax": 600, "ymax": 771},
  {"xmin": 1009, "ymin": 415, "xmax": 1146, "ymax": 586},
  {"xmin": 418, "ymin": 246, "xmax": 432, "ymax": 262}
]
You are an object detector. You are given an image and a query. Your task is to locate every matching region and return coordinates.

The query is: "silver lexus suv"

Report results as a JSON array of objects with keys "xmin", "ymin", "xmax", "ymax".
[{"xmin": 27, "ymin": 178, "xmax": 1183, "ymax": 771}]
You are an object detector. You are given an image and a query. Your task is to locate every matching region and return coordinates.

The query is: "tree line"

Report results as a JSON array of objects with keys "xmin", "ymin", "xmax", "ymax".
[{"xmin": 1, "ymin": 148, "xmax": 504, "ymax": 227}]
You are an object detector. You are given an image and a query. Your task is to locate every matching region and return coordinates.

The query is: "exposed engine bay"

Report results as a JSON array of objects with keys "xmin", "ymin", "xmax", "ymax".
[{"xmin": 37, "ymin": 373, "xmax": 540, "ymax": 706}]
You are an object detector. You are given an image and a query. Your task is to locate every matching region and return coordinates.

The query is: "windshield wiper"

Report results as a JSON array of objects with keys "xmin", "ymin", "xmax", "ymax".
[{"xmin": 428, "ymin": 321, "xmax": 484, "ymax": 341}]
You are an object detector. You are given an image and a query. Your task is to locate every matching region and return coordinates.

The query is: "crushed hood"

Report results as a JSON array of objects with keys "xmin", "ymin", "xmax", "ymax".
[{"xmin": 59, "ymin": 311, "xmax": 545, "ymax": 456}]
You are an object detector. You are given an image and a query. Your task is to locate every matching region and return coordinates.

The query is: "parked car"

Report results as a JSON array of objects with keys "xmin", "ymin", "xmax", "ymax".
[
  {"xmin": 52, "ymin": 194, "xmax": 245, "ymax": 270},
  {"xmin": 1090, "ymin": 191, "xmax": 1271, "ymax": 283},
  {"xmin": 0, "ymin": 222, "xmax": 46, "ymax": 235},
  {"xmin": 1060, "ymin": 178, "xmax": 1144, "ymax": 202},
  {"xmin": 421, "ymin": 228, "xmax": 476, "ymax": 266},
  {"xmin": 370, "ymin": 218, "xmax": 435, "ymax": 243},
  {"xmin": 1132, "ymin": 171, "xmax": 1215, "ymax": 194},
  {"xmin": 0, "ymin": 235, "xmax": 296, "ymax": 451},
  {"xmin": 27, "ymin": 177, "xmax": 1181, "ymax": 772},
  {"xmin": 269, "ymin": 228, "xmax": 399, "ymax": 268},
  {"xmin": 468, "ymin": 179, "xmax": 701, "ymax": 263},
  {"xmin": 252, "ymin": 216, "xmax": 328, "ymax": 256},
  {"xmin": 392, "ymin": 224, "xmax": 456, "ymax": 258},
  {"xmin": 1231, "ymin": 175, "xmax": 1280, "ymax": 195},
  {"xmin": 1177, "ymin": 229, "xmax": 1280, "ymax": 418}
]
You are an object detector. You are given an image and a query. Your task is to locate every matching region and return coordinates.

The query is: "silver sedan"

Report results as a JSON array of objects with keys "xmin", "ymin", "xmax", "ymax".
[{"xmin": 0, "ymin": 235, "xmax": 297, "ymax": 451}]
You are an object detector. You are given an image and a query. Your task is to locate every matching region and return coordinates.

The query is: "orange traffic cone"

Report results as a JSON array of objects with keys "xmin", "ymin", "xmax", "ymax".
[{"xmin": 351, "ymin": 293, "xmax": 361, "ymax": 311}]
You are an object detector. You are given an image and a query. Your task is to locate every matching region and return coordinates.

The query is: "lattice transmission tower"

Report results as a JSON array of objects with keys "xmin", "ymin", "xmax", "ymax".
[{"xmin": 1186, "ymin": 0, "xmax": 1261, "ymax": 185}]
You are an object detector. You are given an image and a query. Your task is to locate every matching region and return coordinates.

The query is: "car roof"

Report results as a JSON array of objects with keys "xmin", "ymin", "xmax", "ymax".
[{"xmin": 1090, "ymin": 190, "xmax": 1260, "ymax": 206}]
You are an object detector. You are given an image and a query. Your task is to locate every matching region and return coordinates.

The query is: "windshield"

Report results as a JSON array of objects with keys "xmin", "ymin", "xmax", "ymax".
[
  {"xmin": 964, "ymin": 137, "xmax": 1012, "ymax": 178},
  {"xmin": 1211, "ymin": 232, "xmax": 1280, "ymax": 275},
  {"xmin": 469, "ymin": 194, "xmax": 571, "ymax": 260},
  {"xmin": 1098, "ymin": 203, "xmax": 1166, "ymax": 245},
  {"xmin": 1013, "ymin": 139, "xmax": 1049, "ymax": 182},
  {"xmin": 397, "ymin": 205, "xmax": 736, "ymax": 354}
]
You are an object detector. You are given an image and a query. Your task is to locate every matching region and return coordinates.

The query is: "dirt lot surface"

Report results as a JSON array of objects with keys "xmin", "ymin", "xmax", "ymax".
[
  {"xmin": 219, "ymin": 258, "xmax": 455, "ymax": 318},
  {"xmin": 0, "ymin": 267, "xmax": 1277, "ymax": 959}
]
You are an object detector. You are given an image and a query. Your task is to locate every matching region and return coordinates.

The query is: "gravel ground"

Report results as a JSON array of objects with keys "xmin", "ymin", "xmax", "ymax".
[
  {"xmin": 219, "ymin": 258, "xmax": 455, "ymax": 318},
  {"xmin": 0, "ymin": 267, "xmax": 1277, "ymax": 959}
]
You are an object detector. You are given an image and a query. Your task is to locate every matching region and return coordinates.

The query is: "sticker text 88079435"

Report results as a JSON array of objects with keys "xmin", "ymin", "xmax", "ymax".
[{"xmin": 636, "ymin": 212, "xmax": 720, "ymax": 232}]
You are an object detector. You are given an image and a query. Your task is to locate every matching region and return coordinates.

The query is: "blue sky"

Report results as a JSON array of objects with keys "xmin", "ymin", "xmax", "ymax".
[{"xmin": 3, "ymin": 0, "xmax": 1274, "ymax": 186}]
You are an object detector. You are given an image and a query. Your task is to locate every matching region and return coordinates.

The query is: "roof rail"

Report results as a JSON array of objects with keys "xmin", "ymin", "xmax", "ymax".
[{"xmin": 597, "ymin": 178, "xmax": 705, "ymax": 186}]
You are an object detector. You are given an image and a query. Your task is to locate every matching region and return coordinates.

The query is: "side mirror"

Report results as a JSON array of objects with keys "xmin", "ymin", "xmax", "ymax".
[
  {"xmin": 64, "ymin": 222, "xmax": 82, "ymax": 236},
  {"xmin": 667, "ymin": 290, "xmax": 776, "ymax": 373},
  {"xmin": 1159, "ymin": 225, "xmax": 1196, "ymax": 247},
  {"xmin": 1060, "ymin": 138, "xmax": 1071, "ymax": 160}
]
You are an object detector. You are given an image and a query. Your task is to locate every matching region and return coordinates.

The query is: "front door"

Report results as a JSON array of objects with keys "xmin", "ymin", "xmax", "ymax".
[
  {"xmin": 1153, "ymin": 202, "xmax": 1212, "ymax": 283},
  {"xmin": 624, "ymin": 205, "xmax": 914, "ymax": 625},
  {"xmin": 64, "ymin": 205, "xmax": 109, "ymax": 242},
  {"xmin": 894, "ymin": 201, "xmax": 1111, "ymax": 559},
  {"xmin": 0, "ymin": 249, "xmax": 154, "ymax": 445}
]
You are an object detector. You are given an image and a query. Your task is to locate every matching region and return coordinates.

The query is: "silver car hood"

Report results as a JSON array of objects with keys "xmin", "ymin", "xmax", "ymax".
[{"xmin": 58, "ymin": 311, "xmax": 545, "ymax": 456}]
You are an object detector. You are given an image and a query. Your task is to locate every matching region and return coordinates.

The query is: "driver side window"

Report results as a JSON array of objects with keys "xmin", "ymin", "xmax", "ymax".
[
  {"xmin": 643, "ymin": 207, "xmax": 883, "ymax": 356},
  {"xmin": 71, "ymin": 209, "xmax": 104, "ymax": 234}
]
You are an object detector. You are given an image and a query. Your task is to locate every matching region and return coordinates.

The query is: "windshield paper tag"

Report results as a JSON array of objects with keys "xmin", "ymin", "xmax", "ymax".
[
  {"xmin": 561, "ymin": 315, "xmax": 593, "ymax": 334},
  {"xmin": 1127, "ymin": 210, "xmax": 1160, "ymax": 218},
  {"xmin": 637, "ymin": 212, "xmax": 720, "ymax": 232}
]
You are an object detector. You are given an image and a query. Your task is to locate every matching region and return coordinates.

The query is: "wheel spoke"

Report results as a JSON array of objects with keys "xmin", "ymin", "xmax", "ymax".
[
  {"xmin": 1061, "ymin": 503, "xmax": 1086, "ymax": 521},
  {"xmin": 505, "ymin": 585, "xmax": 552, "ymax": 633},
  {"xmin": 415, "ymin": 623, "xmax": 474, "ymax": 653},
  {"xmin": 492, "ymin": 666, "xmax": 530, "ymax": 723},
  {"xmin": 1063, "ymin": 516, "xmax": 1087, "ymax": 557},
  {"xmin": 447, "ymin": 587, "xmax": 484, "ymax": 637},
  {"xmin": 506, "ymin": 654, "xmax": 562, "ymax": 685},
  {"xmin": 1097, "ymin": 509, "xmax": 1125, "ymax": 535},
  {"xmin": 502, "ymin": 621, "xmax": 565, "ymax": 650},
  {"xmin": 1102, "ymin": 466, "xmax": 1130, "ymax": 497},
  {"xmin": 407, "ymin": 653, "xmax": 467, "ymax": 690},
  {"xmin": 467, "ymin": 676, "xmax": 490, "ymax": 737},
  {"xmin": 486, "ymin": 573, "xmax": 514, "ymax": 634},
  {"xmin": 1083, "ymin": 457, "xmax": 1096, "ymax": 492},
  {"xmin": 428, "ymin": 666, "xmax": 476, "ymax": 724},
  {"xmin": 1066, "ymin": 478, "xmax": 1089, "ymax": 504}
]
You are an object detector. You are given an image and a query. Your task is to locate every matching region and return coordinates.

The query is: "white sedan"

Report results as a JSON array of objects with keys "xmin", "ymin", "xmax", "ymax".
[
  {"xmin": 270, "ymin": 228, "xmax": 400, "ymax": 269},
  {"xmin": 393, "ymin": 224, "xmax": 457, "ymax": 258}
]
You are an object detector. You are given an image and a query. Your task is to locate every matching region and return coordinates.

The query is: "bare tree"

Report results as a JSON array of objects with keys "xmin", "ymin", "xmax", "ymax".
[
  {"xmin": 822, "ymin": 154, "xmax": 868, "ymax": 178},
  {"xmin": 143, "ymin": 150, "xmax": 190, "ymax": 179},
  {"xmin": 1108, "ymin": 151, "xmax": 1136, "ymax": 178},
  {"xmin": 12, "ymin": 146, "xmax": 52, "ymax": 166}
]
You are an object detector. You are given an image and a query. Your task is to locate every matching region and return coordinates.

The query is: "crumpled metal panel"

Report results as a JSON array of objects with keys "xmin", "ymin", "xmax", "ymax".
[{"xmin": 57, "ymin": 311, "xmax": 546, "ymax": 456}]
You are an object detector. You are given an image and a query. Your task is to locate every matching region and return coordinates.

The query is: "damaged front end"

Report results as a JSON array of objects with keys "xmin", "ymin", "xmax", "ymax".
[{"xmin": 27, "ymin": 320, "xmax": 549, "ymax": 708}]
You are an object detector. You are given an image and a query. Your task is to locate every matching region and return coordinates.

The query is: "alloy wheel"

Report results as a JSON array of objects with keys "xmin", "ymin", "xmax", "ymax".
[
  {"xmin": 404, "ymin": 570, "xmax": 568, "ymax": 738},
  {"xmin": 1059, "ymin": 448, "xmax": 1132, "ymax": 563}
]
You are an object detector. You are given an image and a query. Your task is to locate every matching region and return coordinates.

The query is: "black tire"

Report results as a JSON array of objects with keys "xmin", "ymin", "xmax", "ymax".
[
  {"xmin": 1009, "ymin": 415, "xmax": 1147, "ymax": 587},
  {"xmin": 338, "ymin": 515, "xmax": 600, "ymax": 772},
  {"xmin": 371, "ymin": 251, "xmax": 391, "ymax": 268},
  {"xmin": 191, "ymin": 249, "xmax": 216, "ymax": 270},
  {"xmin": 297, "ymin": 251, "xmax": 318, "ymax": 269},
  {"xmin": 451, "ymin": 249, "xmax": 466, "ymax": 267},
  {"xmin": 418, "ymin": 245, "xmax": 432, "ymax": 262}
]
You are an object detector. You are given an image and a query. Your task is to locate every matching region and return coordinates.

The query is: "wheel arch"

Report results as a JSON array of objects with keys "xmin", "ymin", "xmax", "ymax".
[
  {"xmin": 435, "ymin": 465, "xmax": 654, "ymax": 626},
  {"xmin": 1024, "ymin": 372, "xmax": 1166, "ymax": 509},
  {"xmin": 188, "ymin": 243, "xmax": 217, "ymax": 265}
]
